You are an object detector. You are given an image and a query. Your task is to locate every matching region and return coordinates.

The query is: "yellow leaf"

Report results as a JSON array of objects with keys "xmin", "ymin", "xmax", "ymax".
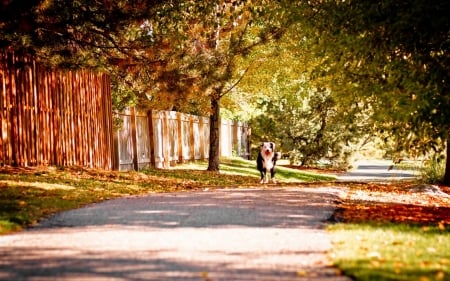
[
  {"xmin": 370, "ymin": 260, "xmax": 380, "ymax": 268},
  {"xmin": 436, "ymin": 271, "xmax": 445, "ymax": 280}
]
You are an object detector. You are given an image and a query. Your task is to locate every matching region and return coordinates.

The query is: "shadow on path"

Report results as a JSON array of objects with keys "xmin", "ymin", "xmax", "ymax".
[{"xmin": 0, "ymin": 188, "xmax": 350, "ymax": 281}]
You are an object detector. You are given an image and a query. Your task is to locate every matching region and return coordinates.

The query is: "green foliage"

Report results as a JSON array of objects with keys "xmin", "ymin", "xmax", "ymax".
[
  {"xmin": 420, "ymin": 157, "xmax": 446, "ymax": 184},
  {"xmin": 296, "ymin": 0, "xmax": 450, "ymax": 160},
  {"xmin": 248, "ymin": 71, "xmax": 360, "ymax": 167}
]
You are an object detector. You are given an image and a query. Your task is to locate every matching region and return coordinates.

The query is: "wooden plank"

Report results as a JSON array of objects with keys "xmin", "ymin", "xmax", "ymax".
[
  {"xmin": 24, "ymin": 55, "xmax": 32, "ymax": 166},
  {"xmin": 30, "ymin": 56, "xmax": 38, "ymax": 165},
  {"xmin": 203, "ymin": 116, "xmax": 210, "ymax": 159},
  {"xmin": 176, "ymin": 112, "xmax": 183, "ymax": 163},
  {"xmin": 162, "ymin": 111, "xmax": 170, "ymax": 168},
  {"xmin": 6, "ymin": 53, "xmax": 12, "ymax": 165},
  {"xmin": 0, "ymin": 52, "xmax": 5, "ymax": 165},
  {"xmin": 199, "ymin": 117, "xmax": 205, "ymax": 160},
  {"xmin": 104, "ymin": 74, "xmax": 114, "ymax": 169},
  {"xmin": 0, "ymin": 53, "xmax": 114, "ymax": 169},
  {"xmin": 87, "ymin": 71, "xmax": 93, "ymax": 167},
  {"xmin": 73, "ymin": 71, "xmax": 80, "ymax": 166},
  {"xmin": 66, "ymin": 71, "xmax": 73, "ymax": 165},
  {"xmin": 10, "ymin": 53, "xmax": 19, "ymax": 166},
  {"xmin": 130, "ymin": 107, "xmax": 138, "ymax": 171},
  {"xmin": 167, "ymin": 111, "xmax": 178, "ymax": 164},
  {"xmin": 61, "ymin": 71, "xmax": 68, "ymax": 165},
  {"xmin": 148, "ymin": 110, "xmax": 155, "ymax": 168},
  {"xmin": 189, "ymin": 115, "xmax": 195, "ymax": 161},
  {"xmin": 44, "ymin": 68, "xmax": 51, "ymax": 164}
]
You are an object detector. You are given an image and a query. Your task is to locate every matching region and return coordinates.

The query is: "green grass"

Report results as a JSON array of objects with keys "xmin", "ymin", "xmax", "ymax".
[
  {"xmin": 329, "ymin": 223, "xmax": 450, "ymax": 281},
  {"xmin": 0, "ymin": 157, "xmax": 332, "ymax": 234},
  {"xmin": 172, "ymin": 157, "xmax": 336, "ymax": 182}
]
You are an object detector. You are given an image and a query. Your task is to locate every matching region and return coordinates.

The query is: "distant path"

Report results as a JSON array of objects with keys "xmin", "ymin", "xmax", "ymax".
[
  {"xmin": 0, "ymin": 187, "xmax": 351, "ymax": 281},
  {"xmin": 337, "ymin": 159, "xmax": 418, "ymax": 182}
]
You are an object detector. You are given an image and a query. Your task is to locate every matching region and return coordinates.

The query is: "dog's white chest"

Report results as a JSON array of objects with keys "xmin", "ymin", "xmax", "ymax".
[{"xmin": 262, "ymin": 155, "xmax": 274, "ymax": 170}]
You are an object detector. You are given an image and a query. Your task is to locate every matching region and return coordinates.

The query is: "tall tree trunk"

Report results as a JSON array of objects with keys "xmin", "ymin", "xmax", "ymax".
[
  {"xmin": 207, "ymin": 95, "xmax": 220, "ymax": 171},
  {"xmin": 444, "ymin": 133, "xmax": 450, "ymax": 185}
]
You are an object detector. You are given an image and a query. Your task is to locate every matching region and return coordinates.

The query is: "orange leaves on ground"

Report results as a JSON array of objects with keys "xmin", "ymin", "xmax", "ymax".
[
  {"xmin": 334, "ymin": 202, "xmax": 450, "ymax": 225},
  {"xmin": 334, "ymin": 182, "xmax": 450, "ymax": 226}
]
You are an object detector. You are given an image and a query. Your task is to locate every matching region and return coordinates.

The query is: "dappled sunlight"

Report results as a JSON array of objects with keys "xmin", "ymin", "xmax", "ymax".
[
  {"xmin": 0, "ymin": 180, "xmax": 76, "ymax": 191},
  {"xmin": 0, "ymin": 188, "xmax": 348, "ymax": 280}
]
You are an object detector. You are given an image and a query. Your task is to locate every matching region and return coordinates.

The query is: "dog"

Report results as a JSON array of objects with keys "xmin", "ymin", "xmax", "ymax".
[{"xmin": 257, "ymin": 142, "xmax": 281, "ymax": 184}]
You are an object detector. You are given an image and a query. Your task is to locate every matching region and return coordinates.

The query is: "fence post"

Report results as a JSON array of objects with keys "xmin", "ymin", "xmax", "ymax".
[
  {"xmin": 147, "ymin": 110, "xmax": 155, "ymax": 167},
  {"xmin": 177, "ymin": 112, "xmax": 183, "ymax": 162},
  {"xmin": 233, "ymin": 121, "xmax": 239, "ymax": 157},
  {"xmin": 199, "ymin": 116, "xmax": 205, "ymax": 160},
  {"xmin": 162, "ymin": 111, "xmax": 170, "ymax": 168},
  {"xmin": 130, "ymin": 107, "xmax": 138, "ymax": 171},
  {"xmin": 189, "ymin": 114, "xmax": 195, "ymax": 161}
]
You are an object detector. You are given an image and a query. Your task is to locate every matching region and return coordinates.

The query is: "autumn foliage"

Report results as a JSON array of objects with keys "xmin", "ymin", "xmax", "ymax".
[{"xmin": 332, "ymin": 182, "xmax": 450, "ymax": 227}]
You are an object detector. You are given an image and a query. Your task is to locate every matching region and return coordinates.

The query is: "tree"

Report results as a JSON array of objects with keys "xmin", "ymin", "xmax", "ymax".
[
  {"xmin": 1, "ymin": 0, "xmax": 291, "ymax": 172},
  {"xmin": 0, "ymin": 1, "xmax": 170, "ymax": 64},
  {"xmin": 150, "ymin": 0, "xmax": 289, "ymax": 171},
  {"xmin": 292, "ymin": 0, "xmax": 450, "ymax": 182},
  {"xmin": 229, "ymin": 21, "xmax": 369, "ymax": 166}
]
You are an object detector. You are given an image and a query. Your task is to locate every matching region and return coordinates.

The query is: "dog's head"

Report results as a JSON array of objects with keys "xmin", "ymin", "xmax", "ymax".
[{"xmin": 260, "ymin": 142, "xmax": 275, "ymax": 157}]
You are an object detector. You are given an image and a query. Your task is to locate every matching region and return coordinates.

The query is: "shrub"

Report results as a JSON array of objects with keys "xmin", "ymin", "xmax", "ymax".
[{"xmin": 420, "ymin": 157, "xmax": 445, "ymax": 184}]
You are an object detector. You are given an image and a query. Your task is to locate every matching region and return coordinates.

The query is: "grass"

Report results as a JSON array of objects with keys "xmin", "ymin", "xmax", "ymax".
[
  {"xmin": 3, "ymin": 157, "xmax": 448, "ymax": 281},
  {"xmin": 329, "ymin": 223, "xmax": 450, "ymax": 281},
  {"xmin": 0, "ymin": 157, "xmax": 333, "ymax": 234},
  {"xmin": 172, "ymin": 158, "xmax": 335, "ymax": 182}
]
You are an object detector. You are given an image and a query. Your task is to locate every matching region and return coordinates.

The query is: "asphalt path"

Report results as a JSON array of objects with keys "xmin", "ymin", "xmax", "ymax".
[
  {"xmin": 0, "ymin": 187, "xmax": 351, "ymax": 281},
  {"xmin": 337, "ymin": 159, "xmax": 418, "ymax": 182}
]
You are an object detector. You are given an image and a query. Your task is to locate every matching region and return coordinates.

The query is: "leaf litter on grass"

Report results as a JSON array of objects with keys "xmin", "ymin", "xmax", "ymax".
[
  {"xmin": 329, "ymin": 181, "xmax": 450, "ymax": 281},
  {"xmin": 332, "ymin": 182, "xmax": 450, "ymax": 226}
]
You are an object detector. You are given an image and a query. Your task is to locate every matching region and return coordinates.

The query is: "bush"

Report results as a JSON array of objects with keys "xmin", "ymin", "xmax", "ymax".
[{"xmin": 420, "ymin": 157, "xmax": 445, "ymax": 184}]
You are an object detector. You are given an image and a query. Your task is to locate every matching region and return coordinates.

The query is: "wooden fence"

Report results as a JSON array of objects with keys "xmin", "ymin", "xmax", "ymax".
[
  {"xmin": 0, "ymin": 52, "xmax": 114, "ymax": 169},
  {"xmin": 115, "ymin": 108, "xmax": 250, "ymax": 170}
]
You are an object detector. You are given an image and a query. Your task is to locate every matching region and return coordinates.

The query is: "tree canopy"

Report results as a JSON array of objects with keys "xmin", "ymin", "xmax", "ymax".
[
  {"xmin": 2, "ymin": 0, "xmax": 450, "ymax": 181},
  {"xmin": 293, "ymin": 0, "xmax": 450, "ymax": 181}
]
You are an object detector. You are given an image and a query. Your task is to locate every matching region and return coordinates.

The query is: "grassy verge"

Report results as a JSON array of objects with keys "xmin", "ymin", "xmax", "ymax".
[
  {"xmin": 328, "ymin": 182, "xmax": 450, "ymax": 281},
  {"xmin": 329, "ymin": 223, "xmax": 449, "ymax": 281},
  {"xmin": 172, "ymin": 158, "xmax": 335, "ymax": 182},
  {"xmin": 0, "ymin": 157, "xmax": 333, "ymax": 235}
]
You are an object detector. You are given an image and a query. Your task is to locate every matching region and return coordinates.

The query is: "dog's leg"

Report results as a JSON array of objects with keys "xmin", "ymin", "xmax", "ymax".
[
  {"xmin": 264, "ymin": 169, "xmax": 269, "ymax": 183},
  {"xmin": 259, "ymin": 170, "xmax": 265, "ymax": 184},
  {"xmin": 270, "ymin": 168, "xmax": 276, "ymax": 184}
]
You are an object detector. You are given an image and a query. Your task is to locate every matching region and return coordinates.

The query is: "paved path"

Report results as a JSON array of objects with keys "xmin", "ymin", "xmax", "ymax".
[
  {"xmin": 337, "ymin": 159, "xmax": 418, "ymax": 182},
  {"xmin": 0, "ymin": 187, "xmax": 350, "ymax": 281}
]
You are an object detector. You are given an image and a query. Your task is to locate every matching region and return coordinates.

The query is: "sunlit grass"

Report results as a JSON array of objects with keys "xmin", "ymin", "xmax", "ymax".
[
  {"xmin": 173, "ymin": 157, "xmax": 336, "ymax": 182},
  {"xmin": 329, "ymin": 223, "xmax": 450, "ymax": 281}
]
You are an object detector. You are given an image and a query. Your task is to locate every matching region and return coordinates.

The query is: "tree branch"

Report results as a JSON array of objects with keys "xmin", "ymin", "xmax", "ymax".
[{"xmin": 220, "ymin": 60, "xmax": 261, "ymax": 98}]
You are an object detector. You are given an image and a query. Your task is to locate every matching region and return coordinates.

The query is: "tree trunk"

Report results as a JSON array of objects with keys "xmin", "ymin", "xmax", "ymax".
[
  {"xmin": 444, "ymin": 134, "xmax": 450, "ymax": 185},
  {"xmin": 207, "ymin": 96, "xmax": 220, "ymax": 171}
]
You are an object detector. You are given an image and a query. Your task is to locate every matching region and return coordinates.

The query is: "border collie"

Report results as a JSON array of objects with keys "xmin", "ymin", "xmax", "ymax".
[{"xmin": 257, "ymin": 142, "xmax": 281, "ymax": 184}]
